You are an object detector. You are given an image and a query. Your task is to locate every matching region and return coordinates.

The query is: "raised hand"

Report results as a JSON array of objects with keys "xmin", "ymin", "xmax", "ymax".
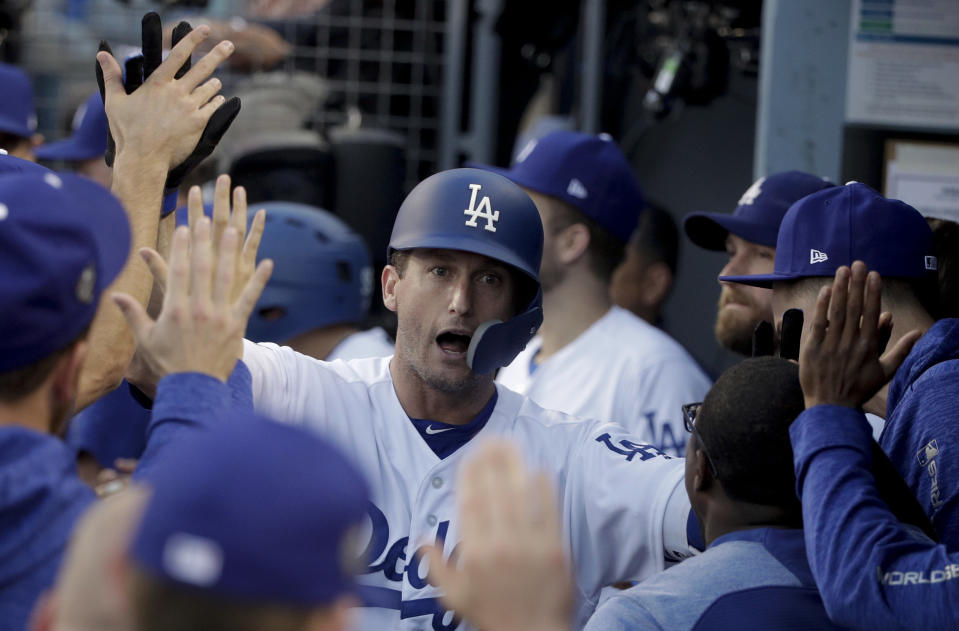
[
  {"xmin": 799, "ymin": 261, "xmax": 922, "ymax": 410},
  {"xmin": 144, "ymin": 174, "xmax": 266, "ymax": 304},
  {"xmin": 113, "ymin": 218, "xmax": 272, "ymax": 384},
  {"xmin": 420, "ymin": 441, "xmax": 572, "ymax": 631},
  {"xmin": 96, "ymin": 15, "xmax": 237, "ymax": 174}
]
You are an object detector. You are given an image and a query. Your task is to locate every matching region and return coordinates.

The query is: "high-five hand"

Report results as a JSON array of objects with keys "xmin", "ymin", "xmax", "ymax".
[
  {"xmin": 113, "ymin": 219, "xmax": 272, "ymax": 383},
  {"xmin": 799, "ymin": 261, "xmax": 922, "ymax": 410}
]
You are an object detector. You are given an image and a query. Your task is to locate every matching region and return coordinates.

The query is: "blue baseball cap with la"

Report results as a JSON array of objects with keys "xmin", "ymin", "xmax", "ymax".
[
  {"xmin": 0, "ymin": 63, "xmax": 38, "ymax": 139},
  {"xmin": 720, "ymin": 182, "xmax": 937, "ymax": 288},
  {"xmin": 0, "ymin": 162, "xmax": 131, "ymax": 371},
  {"xmin": 468, "ymin": 130, "xmax": 644, "ymax": 244},
  {"xmin": 36, "ymin": 92, "xmax": 108, "ymax": 162},
  {"xmin": 130, "ymin": 413, "xmax": 370, "ymax": 606},
  {"xmin": 684, "ymin": 171, "xmax": 836, "ymax": 251}
]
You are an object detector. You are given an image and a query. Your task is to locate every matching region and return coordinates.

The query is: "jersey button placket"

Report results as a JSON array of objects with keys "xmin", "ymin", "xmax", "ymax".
[
  {"xmin": 427, "ymin": 514, "xmax": 438, "ymax": 527},
  {"xmin": 431, "ymin": 476, "xmax": 443, "ymax": 489}
]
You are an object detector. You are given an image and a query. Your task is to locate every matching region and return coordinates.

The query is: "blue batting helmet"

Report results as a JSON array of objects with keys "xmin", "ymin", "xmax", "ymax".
[
  {"xmin": 247, "ymin": 202, "xmax": 374, "ymax": 343},
  {"xmin": 388, "ymin": 168, "xmax": 544, "ymax": 374}
]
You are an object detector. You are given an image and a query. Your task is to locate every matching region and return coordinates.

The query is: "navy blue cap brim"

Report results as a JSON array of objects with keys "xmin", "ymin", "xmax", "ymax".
[
  {"xmin": 0, "ymin": 114, "xmax": 33, "ymax": 139},
  {"xmin": 0, "ymin": 153, "xmax": 53, "ymax": 177},
  {"xmin": 684, "ymin": 212, "xmax": 779, "ymax": 251},
  {"xmin": 718, "ymin": 272, "xmax": 795, "ymax": 289},
  {"xmin": 36, "ymin": 137, "xmax": 103, "ymax": 161}
]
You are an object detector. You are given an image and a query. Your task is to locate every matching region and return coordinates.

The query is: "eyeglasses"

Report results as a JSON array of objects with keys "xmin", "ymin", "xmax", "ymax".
[{"xmin": 682, "ymin": 402, "xmax": 721, "ymax": 479}]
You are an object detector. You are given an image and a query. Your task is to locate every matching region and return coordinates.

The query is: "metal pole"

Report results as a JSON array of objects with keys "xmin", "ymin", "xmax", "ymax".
[
  {"xmin": 440, "ymin": 0, "xmax": 469, "ymax": 170},
  {"xmin": 467, "ymin": 0, "xmax": 503, "ymax": 165},
  {"xmin": 580, "ymin": 0, "xmax": 606, "ymax": 134}
]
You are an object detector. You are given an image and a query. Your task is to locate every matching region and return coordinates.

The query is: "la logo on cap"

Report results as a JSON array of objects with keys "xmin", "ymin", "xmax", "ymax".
[
  {"xmin": 810, "ymin": 249, "xmax": 828, "ymax": 264},
  {"xmin": 464, "ymin": 183, "xmax": 500, "ymax": 232},
  {"xmin": 515, "ymin": 138, "xmax": 538, "ymax": 163},
  {"xmin": 738, "ymin": 177, "xmax": 765, "ymax": 206}
]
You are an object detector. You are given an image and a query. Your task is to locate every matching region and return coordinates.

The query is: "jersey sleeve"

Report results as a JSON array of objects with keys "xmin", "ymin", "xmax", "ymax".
[
  {"xmin": 562, "ymin": 421, "xmax": 689, "ymax": 624},
  {"xmin": 631, "ymin": 357, "xmax": 712, "ymax": 458},
  {"xmin": 791, "ymin": 405, "xmax": 959, "ymax": 631},
  {"xmin": 134, "ymin": 372, "xmax": 233, "ymax": 480},
  {"xmin": 883, "ymin": 364, "xmax": 959, "ymax": 544},
  {"xmin": 584, "ymin": 594, "xmax": 665, "ymax": 631}
]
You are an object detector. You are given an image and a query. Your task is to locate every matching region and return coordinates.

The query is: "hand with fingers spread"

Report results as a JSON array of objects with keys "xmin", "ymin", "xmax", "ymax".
[
  {"xmin": 799, "ymin": 261, "xmax": 923, "ymax": 410},
  {"xmin": 149, "ymin": 175, "xmax": 266, "ymax": 305},
  {"xmin": 113, "ymin": 218, "xmax": 273, "ymax": 384},
  {"xmin": 420, "ymin": 441, "xmax": 572, "ymax": 631},
  {"xmin": 96, "ymin": 12, "xmax": 240, "ymax": 177}
]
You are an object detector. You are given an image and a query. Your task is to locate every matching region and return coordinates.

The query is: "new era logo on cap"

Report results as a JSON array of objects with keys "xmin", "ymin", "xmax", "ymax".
[
  {"xmin": 810, "ymin": 249, "xmax": 828, "ymax": 264},
  {"xmin": 566, "ymin": 178, "xmax": 588, "ymax": 199},
  {"xmin": 926, "ymin": 255, "xmax": 938, "ymax": 271}
]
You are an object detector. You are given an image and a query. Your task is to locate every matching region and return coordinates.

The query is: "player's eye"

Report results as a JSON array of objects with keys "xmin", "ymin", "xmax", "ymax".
[
  {"xmin": 757, "ymin": 249, "xmax": 774, "ymax": 260},
  {"xmin": 478, "ymin": 272, "xmax": 501, "ymax": 285},
  {"xmin": 430, "ymin": 266, "xmax": 449, "ymax": 277}
]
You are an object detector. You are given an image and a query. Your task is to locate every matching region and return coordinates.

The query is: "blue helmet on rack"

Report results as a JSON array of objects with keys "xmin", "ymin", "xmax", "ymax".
[
  {"xmin": 247, "ymin": 202, "xmax": 374, "ymax": 343},
  {"xmin": 387, "ymin": 168, "xmax": 544, "ymax": 374}
]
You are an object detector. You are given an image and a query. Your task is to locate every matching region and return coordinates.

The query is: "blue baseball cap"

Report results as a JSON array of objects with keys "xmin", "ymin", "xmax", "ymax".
[
  {"xmin": 0, "ymin": 166, "xmax": 131, "ymax": 371},
  {"xmin": 36, "ymin": 92, "xmax": 108, "ymax": 162},
  {"xmin": 0, "ymin": 63, "xmax": 38, "ymax": 139},
  {"xmin": 684, "ymin": 171, "xmax": 836, "ymax": 250},
  {"xmin": 0, "ymin": 150, "xmax": 53, "ymax": 177},
  {"xmin": 468, "ymin": 131, "xmax": 643, "ymax": 244},
  {"xmin": 130, "ymin": 413, "xmax": 370, "ymax": 606},
  {"xmin": 720, "ymin": 182, "xmax": 937, "ymax": 288}
]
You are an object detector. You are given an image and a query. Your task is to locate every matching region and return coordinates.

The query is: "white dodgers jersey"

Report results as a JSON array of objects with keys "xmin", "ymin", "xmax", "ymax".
[
  {"xmin": 497, "ymin": 306, "xmax": 712, "ymax": 457},
  {"xmin": 243, "ymin": 341, "xmax": 693, "ymax": 630}
]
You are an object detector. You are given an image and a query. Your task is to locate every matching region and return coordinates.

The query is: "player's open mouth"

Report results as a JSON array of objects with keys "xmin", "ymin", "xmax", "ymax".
[{"xmin": 436, "ymin": 330, "xmax": 471, "ymax": 356}]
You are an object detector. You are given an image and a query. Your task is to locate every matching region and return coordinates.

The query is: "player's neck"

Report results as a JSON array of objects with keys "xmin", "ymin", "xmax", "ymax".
[
  {"xmin": 702, "ymin": 500, "xmax": 801, "ymax": 547},
  {"xmin": 389, "ymin": 359, "xmax": 497, "ymax": 425},
  {"xmin": 0, "ymin": 388, "xmax": 55, "ymax": 435},
  {"xmin": 538, "ymin": 275, "xmax": 611, "ymax": 362},
  {"xmin": 285, "ymin": 324, "xmax": 361, "ymax": 361}
]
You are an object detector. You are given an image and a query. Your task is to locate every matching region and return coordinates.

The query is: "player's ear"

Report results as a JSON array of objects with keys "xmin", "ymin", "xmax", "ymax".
[
  {"xmin": 690, "ymin": 447, "xmax": 712, "ymax": 493},
  {"xmin": 640, "ymin": 262, "xmax": 672, "ymax": 307},
  {"xmin": 382, "ymin": 265, "xmax": 399, "ymax": 312},
  {"xmin": 556, "ymin": 222, "xmax": 590, "ymax": 265}
]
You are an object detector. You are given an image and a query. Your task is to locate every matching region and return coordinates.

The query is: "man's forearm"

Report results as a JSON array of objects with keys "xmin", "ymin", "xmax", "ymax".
[{"xmin": 76, "ymin": 154, "xmax": 168, "ymax": 410}]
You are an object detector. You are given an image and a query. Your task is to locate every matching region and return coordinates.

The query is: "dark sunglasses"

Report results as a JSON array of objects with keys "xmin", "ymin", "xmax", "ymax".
[{"xmin": 682, "ymin": 402, "xmax": 720, "ymax": 479}]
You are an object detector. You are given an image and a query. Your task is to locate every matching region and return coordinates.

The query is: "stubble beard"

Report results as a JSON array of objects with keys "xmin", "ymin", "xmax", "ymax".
[{"xmin": 714, "ymin": 288, "xmax": 764, "ymax": 356}]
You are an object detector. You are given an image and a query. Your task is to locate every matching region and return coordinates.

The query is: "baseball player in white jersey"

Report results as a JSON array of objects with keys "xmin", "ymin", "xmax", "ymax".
[
  {"xmin": 240, "ymin": 168, "xmax": 696, "ymax": 630},
  {"xmin": 473, "ymin": 131, "xmax": 710, "ymax": 457}
]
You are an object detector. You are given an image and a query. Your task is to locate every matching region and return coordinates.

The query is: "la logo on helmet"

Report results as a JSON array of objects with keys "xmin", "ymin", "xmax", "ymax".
[{"xmin": 464, "ymin": 184, "xmax": 500, "ymax": 233}]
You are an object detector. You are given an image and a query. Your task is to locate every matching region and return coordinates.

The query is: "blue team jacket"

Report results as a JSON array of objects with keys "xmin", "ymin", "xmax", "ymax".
[
  {"xmin": 792, "ymin": 405, "xmax": 958, "ymax": 631},
  {"xmin": 879, "ymin": 318, "xmax": 959, "ymax": 546},
  {"xmin": 0, "ymin": 428, "xmax": 95, "ymax": 629},
  {"xmin": 0, "ymin": 367, "xmax": 250, "ymax": 630}
]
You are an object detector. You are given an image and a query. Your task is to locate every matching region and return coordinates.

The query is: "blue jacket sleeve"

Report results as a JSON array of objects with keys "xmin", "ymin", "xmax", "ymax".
[
  {"xmin": 791, "ymin": 405, "xmax": 959, "ymax": 631},
  {"xmin": 133, "ymin": 361, "xmax": 253, "ymax": 481}
]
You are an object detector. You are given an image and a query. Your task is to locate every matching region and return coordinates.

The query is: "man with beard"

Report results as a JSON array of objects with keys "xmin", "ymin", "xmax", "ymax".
[
  {"xmin": 684, "ymin": 171, "xmax": 836, "ymax": 356},
  {"xmin": 475, "ymin": 131, "xmax": 710, "ymax": 456}
]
